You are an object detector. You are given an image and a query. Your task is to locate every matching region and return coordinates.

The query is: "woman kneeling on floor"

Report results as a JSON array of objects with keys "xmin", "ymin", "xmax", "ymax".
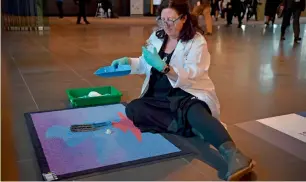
[{"xmin": 111, "ymin": 0, "xmax": 255, "ymax": 180}]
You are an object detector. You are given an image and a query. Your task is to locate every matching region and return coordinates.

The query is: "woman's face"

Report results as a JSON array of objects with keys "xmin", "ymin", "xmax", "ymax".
[{"xmin": 160, "ymin": 8, "xmax": 186, "ymax": 38}]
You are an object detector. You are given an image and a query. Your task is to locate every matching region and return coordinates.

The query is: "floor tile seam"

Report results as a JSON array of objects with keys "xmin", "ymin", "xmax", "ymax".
[
  {"xmin": 181, "ymin": 158, "xmax": 212, "ymax": 179},
  {"xmin": 10, "ymin": 55, "xmax": 40, "ymax": 111},
  {"xmin": 29, "ymin": 36, "xmax": 95, "ymax": 87},
  {"xmin": 47, "ymin": 52, "xmax": 95, "ymax": 87}
]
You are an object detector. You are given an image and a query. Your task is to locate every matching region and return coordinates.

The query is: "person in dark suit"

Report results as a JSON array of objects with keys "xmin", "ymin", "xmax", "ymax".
[
  {"xmin": 246, "ymin": 0, "xmax": 259, "ymax": 21},
  {"xmin": 280, "ymin": 0, "xmax": 305, "ymax": 42},
  {"xmin": 226, "ymin": 0, "xmax": 245, "ymax": 28},
  {"xmin": 74, "ymin": 0, "xmax": 90, "ymax": 24},
  {"xmin": 211, "ymin": 0, "xmax": 220, "ymax": 21},
  {"xmin": 264, "ymin": 0, "xmax": 281, "ymax": 25},
  {"xmin": 101, "ymin": 0, "xmax": 112, "ymax": 18},
  {"xmin": 56, "ymin": 0, "xmax": 64, "ymax": 18}
]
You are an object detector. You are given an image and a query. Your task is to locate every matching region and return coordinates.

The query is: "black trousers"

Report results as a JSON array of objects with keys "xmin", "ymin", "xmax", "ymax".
[
  {"xmin": 77, "ymin": 0, "xmax": 87, "ymax": 22},
  {"xmin": 125, "ymin": 97, "xmax": 233, "ymax": 149},
  {"xmin": 281, "ymin": 8, "xmax": 302, "ymax": 38},
  {"xmin": 56, "ymin": 1, "xmax": 64, "ymax": 18},
  {"xmin": 211, "ymin": 0, "xmax": 220, "ymax": 16},
  {"xmin": 221, "ymin": 8, "xmax": 226, "ymax": 18},
  {"xmin": 247, "ymin": 6, "xmax": 258, "ymax": 20},
  {"xmin": 226, "ymin": 3, "xmax": 243, "ymax": 25}
]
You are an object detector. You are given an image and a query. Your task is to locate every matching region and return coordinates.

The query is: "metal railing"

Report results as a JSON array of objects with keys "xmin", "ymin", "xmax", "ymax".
[{"xmin": 2, "ymin": 0, "xmax": 49, "ymax": 31}]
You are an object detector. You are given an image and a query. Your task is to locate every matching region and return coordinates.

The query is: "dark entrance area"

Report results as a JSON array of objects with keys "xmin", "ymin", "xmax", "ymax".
[
  {"xmin": 44, "ymin": 0, "xmax": 130, "ymax": 17},
  {"xmin": 112, "ymin": 0, "xmax": 130, "ymax": 16}
]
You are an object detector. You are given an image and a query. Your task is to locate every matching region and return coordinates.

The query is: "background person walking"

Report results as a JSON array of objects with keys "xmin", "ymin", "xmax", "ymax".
[
  {"xmin": 74, "ymin": 0, "xmax": 90, "ymax": 24},
  {"xmin": 56, "ymin": 0, "xmax": 64, "ymax": 18},
  {"xmin": 280, "ymin": 0, "xmax": 305, "ymax": 42}
]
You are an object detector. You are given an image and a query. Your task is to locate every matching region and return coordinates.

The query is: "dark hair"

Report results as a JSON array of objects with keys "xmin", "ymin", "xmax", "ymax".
[{"xmin": 156, "ymin": 0, "xmax": 203, "ymax": 42}]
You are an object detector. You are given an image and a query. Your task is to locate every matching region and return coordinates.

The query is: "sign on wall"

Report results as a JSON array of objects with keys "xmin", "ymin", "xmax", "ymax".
[{"xmin": 130, "ymin": 0, "xmax": 144, "ymax": 15}]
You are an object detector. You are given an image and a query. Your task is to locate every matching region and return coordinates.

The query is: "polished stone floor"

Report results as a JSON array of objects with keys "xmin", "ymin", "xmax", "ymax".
[{"xmin": 1, "ymin": 17, "xmax": 306, "ymax": 181}]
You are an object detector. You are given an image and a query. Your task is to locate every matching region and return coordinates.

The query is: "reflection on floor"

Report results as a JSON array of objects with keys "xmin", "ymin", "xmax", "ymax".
[{"xmin": 1, "ymin": 17, "xmax": 306, "ymax": 181}]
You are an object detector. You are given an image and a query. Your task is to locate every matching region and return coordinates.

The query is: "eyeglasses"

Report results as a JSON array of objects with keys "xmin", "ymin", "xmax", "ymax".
[{"xmin": 156, "ymin": 15, "xmax": 183, "ymax": 27}]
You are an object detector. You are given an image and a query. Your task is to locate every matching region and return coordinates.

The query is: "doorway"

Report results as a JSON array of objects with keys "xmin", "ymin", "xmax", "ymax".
[{"xmin": 112, "ymin": 0, "xmax": 130, "ymax": 16}]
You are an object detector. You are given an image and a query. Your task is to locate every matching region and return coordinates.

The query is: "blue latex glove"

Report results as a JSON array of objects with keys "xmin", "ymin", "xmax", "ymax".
[
  {"xmin": 111, "ymin": 57, "xmax": 129, "ymax": 68},
  {"xmin": 142, "ymin": 47, "xmax": 166, "ymax": 72}
]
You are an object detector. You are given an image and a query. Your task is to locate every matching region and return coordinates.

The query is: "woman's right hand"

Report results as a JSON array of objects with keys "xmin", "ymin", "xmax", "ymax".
[{"xmin": 111, "ymin": 57, "xmax": 130, "ymax": 68}]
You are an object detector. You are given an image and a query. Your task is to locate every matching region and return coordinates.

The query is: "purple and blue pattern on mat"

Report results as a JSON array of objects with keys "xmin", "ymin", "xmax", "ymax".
[
  {"xmin": 297, "ymin": 112, "xmax": 306, "ymax": 117},
  {"xmin": 30, "ymin": 104, "xmax": 180, "ymax": 176}
]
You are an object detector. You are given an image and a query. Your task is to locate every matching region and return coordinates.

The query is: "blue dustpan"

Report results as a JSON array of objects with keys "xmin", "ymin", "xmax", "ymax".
[{"xmin": 94, "ymin": 65, "xmax": 131, "ymax": 78}]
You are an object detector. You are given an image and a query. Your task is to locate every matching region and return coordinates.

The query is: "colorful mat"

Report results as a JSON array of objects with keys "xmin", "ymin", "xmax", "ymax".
[{"xmin": 25, "ymin": 103, "xmax": 192, "ymax": 181}]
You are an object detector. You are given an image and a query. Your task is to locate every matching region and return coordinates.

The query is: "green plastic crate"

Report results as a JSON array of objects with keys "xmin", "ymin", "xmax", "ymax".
[{"xmin": 66, "ymin": 86, "xmax": 123, "ymax": 107}]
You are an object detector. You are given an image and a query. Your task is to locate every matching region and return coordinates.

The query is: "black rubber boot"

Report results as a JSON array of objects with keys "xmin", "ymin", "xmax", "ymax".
[{"xmin": 218, "ymin": 141, "xmax": 255, "ymax": 181}]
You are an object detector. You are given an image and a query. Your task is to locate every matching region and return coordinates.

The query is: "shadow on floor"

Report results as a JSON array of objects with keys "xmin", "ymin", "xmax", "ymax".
[{"xmin": 164, "ymin": 134, "xmax": 257, "ymax": 181}]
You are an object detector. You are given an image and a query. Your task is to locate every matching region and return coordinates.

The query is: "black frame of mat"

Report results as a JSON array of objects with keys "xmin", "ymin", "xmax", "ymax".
[{"xmin": 24, "ymin": 103, "xmax": 193, "ymax": 181}]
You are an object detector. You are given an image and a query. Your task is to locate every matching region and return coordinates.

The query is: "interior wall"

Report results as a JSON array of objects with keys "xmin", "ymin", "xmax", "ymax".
[
  {"xmin": 27, "ymin": 0, "xmax": 306, "ymax": 17},
  {"xmin": 143, "ymin": 0, "xmax": 151, "ymax": 15},
  {"xmin": 45, "ymin": 0, "xmax": 130, "ymax": 16},
  {"xmin": 46, "ymin": 0, "xmax": 95, "ymax": 16}
]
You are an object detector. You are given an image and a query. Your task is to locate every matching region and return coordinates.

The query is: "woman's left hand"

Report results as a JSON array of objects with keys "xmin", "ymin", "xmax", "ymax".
[{"xmin": 142, "ymin": 47, "xmax": 166, "ymax": 72}]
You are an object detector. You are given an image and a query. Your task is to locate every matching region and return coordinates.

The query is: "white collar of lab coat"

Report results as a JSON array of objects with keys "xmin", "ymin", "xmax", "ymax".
[
  {"xmin": 152, "ymin": 34, "xmax": 186, "ymax": 52},
  {"xmin": 151, "ymin": 34, "xmax": 187, "ymax": 65}
]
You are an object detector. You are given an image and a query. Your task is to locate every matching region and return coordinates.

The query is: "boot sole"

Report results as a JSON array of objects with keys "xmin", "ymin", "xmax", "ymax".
[{"xmin": 227, "ymin": 160, "xmax": 256, "ymax": 181}]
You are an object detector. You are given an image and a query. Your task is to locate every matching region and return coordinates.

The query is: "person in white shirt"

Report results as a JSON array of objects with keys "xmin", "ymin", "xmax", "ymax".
[{"xmin": 111, "ymin": 0, "xmax": 255, "ymax": 180}]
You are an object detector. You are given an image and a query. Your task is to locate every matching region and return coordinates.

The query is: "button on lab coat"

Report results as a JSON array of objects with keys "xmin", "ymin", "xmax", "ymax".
[{"xmin": 129, "ymin": 32, "xmax": 221, "ymax": 119}]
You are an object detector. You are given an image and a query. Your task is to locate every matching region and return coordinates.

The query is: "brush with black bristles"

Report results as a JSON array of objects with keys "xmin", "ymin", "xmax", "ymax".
[{"xmin": 70, "ymin": 121, "xmax": 113, "ymax": 132}]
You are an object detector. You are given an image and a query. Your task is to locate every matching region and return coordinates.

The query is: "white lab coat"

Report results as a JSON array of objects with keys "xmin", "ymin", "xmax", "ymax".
[{"xmin": 129, "ymin": 32, "xmax": 221, "ymax": 119}]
